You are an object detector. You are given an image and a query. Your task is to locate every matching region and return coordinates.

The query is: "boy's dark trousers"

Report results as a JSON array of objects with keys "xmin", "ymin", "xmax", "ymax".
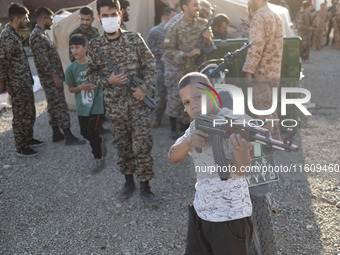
[
  {"xmin": 185, "ymin": 205, "xmax": 253, "ymax": 255},
  {"xmin": 78, "ymin": 114, "xmax": 104, "ymax": 159}
]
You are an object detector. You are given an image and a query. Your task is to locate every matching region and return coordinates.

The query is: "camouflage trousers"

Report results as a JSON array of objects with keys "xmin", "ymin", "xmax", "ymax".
[
  {"xmin": 105, "ymin": 90, "xmax": 154, "ymax": 181},
  {"xmin": 154, "ymin": 60, "xmax": 167, "ymax": 120},
  {"xmin": 9, "ymin": 88, "xmax": 36, "ymax": 150},
  {"xmin": 299, "ymin": 32, "xmax": 311, "ymax": 61},
  {"xmin": 312, "ymin": 29, "xmax": 323, "ymax": 51},
  {"xmin": 250, "ymin": 79, "xmax": 281, "ymax": 140},
  {"xmin": 163, "ymin": 57, "xmax": 183, "ymax": 118},
  {"xmin": 40, "ymin": 78, "xmax": 70, "ymax": 129}
]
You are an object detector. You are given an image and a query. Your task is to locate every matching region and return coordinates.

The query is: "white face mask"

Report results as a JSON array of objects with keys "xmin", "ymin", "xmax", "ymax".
[{"xmin": 101, "ymin": 17, "xmax": 119, "ymax": 33}]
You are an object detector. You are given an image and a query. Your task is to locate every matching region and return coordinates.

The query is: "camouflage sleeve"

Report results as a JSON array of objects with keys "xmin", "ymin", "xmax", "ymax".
[
  {"xmin": 30, "ymin": 33, "xmax": 56, "ymax": 75},
  {"xmin": 0, "ymin": 37, "xmax": 11, "ymax": 81},
  {"xmin": 242, "ymin": 15, "xmax": 266, "ymax": 74},
  {"xmin": 86, "ymin": 42, "xmax": 109, "ymax": 88},
  {"xmin": 136, "ymin": 34, "xmax": 156, "ymax": 87},
  {"xmin": 296, "ymin": 12, "xmax": 309, "ymax": 31},
  {"xmin": 163, "ymin": 27, "xmax": 183, "ymax": 65},
  {"xmin": 146, "ymin": 28, "xmax": 163, "ymax": 59},
  {"xmin": 93, "ymin": 27, "xmax": 100, "ymax": 38}
]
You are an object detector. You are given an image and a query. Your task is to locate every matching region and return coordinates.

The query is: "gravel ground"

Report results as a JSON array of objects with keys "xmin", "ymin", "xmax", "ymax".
[{"xmin": 0, "ymin": 48, "xmax": 339, "ymax": 255}]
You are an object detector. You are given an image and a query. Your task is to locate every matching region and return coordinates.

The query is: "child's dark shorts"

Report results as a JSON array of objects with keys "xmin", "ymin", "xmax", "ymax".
[{"xmin": 185, "ymin": 204, "xmax": 253, "ymax": 255}]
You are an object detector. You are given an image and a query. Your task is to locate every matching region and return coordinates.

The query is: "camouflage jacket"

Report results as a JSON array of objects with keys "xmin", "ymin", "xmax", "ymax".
[
  {"xmin": 29, "ymin": 25, "xmax": 64, "ymax": 80},
  {"xmin": 0, "ymin": 24, "xmax": 33, "ymax": 94},
  {"xmin": 86, "ymin": 29, "xmax": 156, "ymax": 97},
  {"xmin": 69, "ymin": 26, "xmax": 100, "ymax": 62},
  {"xmin": 242, "ymin": 5, "xmax": 283, "ymax": 79},
  {"xmin": 163, "ymin": 16, "xmax": 216, "ymax": 74},
  {"xmin": 295, "ymin": 10, "xmax": 312, "ymax": 34},
  {"xmin": 146, "ymin": 23, "xmax": 165, "ymax": 60}
]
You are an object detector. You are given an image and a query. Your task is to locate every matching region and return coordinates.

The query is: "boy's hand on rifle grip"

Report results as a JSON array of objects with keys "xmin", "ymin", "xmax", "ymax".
[
  {"xmin": 108, "ymin": 72, "xmax": 127, "ymax": 85},
  {"xmin": 230, "ymin": 133, "xmax": 251, "ymax": 152},
  {"xmin": 132, "ymin": 84, "xmax": 147, "ymax": 101},
  {"xmin": 190, "ymin": 130, "xmax": 208, "ymax": 149}
]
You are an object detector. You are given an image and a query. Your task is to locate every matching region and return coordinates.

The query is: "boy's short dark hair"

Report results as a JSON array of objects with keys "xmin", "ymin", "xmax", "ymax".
[
  {"xmin": 162, "ymin": 7, "xmax": 176, "ymax": 16},
  {"xmin": 96, "ymin": 0, "xmax": 120, "ymax": 14},
  {"xmin": 178, "ymin": 72, "xmax": 212, "ymax": 91},
  {"xmin": 8, "ymin": 3, "xmax": 29, "ymax": 21},
  {"xmin": 35, "ymin": 7, "xmax": 54, "ymax": 19},
  {"xmin": 213, "ymin": 14, "xmax": 230, "ymax": 27},
  {"xmin": 69, "ymin": 34, "xmax": 88, "ymax": 47},
  {"xmin": 80, "ymin": 6, "xmax": 94, "ymax": 17},
  {"xmin": 180, "ymin": 0, "xmax": 191, "ymax": 11}
]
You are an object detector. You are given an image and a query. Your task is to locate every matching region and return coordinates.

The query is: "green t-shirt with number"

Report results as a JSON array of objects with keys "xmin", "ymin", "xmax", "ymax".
[{"xmin": 65, "ymin": 61, "xmax": 104, "ymax": 116}]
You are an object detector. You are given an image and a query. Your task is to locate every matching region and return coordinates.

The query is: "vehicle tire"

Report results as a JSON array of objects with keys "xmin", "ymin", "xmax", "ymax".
[{"xmin": 250, "ymin": 195, "xmax": 277, "ymax": 255}]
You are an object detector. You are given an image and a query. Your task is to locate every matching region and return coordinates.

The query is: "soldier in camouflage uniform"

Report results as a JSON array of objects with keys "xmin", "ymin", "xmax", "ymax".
[
  {"xmin": 86, "ymin": 0, "xmax": 158, "ymax": 205},
  {"xmin": 163, "ymin": 0, "xmax": 215, "ymax": 139},
  {"xmin": 243, "ymin": 0, "xmax": 283, "ymax": 140},
  {"xmin": 119, "ymin": 0, "xmax": 130, "ymax": 30},
  {"xmin": 147, "ymin": 7, "xmax": 176, "ymax": 128},
  {"xmin": 30, "ymin": 7, "xmax": 85, "ymax": 146},
  {"xmin": 69, "ymin": 6, "xmax": 100, "ymax": 62},
  {"xmin": 0, "ymin": 3, "xmax": 43, "ymax": 157},
  {"xmin": 312, "ymin": 3, "xmax": 328, "ymax": 51},
  {"xmin": 295, "ymin": 1, "xmax": 314, "ymax": 62}
]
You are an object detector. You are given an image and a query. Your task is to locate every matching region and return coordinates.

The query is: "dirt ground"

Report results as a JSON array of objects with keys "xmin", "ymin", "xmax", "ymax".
[{"xmin": 0, "ymin": 47, "xmax": 339, "ymax": 255}]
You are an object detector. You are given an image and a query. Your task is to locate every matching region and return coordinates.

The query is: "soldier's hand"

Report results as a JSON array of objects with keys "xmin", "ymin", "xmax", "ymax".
[
  {"xmin": 183, "ymin": 48, "xmax": 201, "ymax": 58},
  {"xmin": 51, "ymin": 73, "xmax": 63, "ymax": 89},
  {"xmin": 244, "ymin": 72, "xmax": 255, "ymax": 87},
  {"xmin": 189, "ymin": 130, "xmax": 208, "ymax": 149},
  {"xmin": 79, "ymin": 83, "xmax": 96, "ymax": 91},
  {"xmin": 132, "ymin": 84, "xmax": 147, "ymax": 101},
  {"xmin": 108, "ymin": 72, "xmax": 127, "ymax": 85},
  {"xmin": 203, "ymin": 29, "xmax": 213, "ymax": 47}
]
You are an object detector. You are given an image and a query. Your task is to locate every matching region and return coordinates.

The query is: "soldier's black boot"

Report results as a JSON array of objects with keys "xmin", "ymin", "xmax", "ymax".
[
  {"xmin": 140, "ymin": 180, "xmax": 159, "ymax": 206},
  {"xmin": 169, "ymin": 117, "xmax": 180, "ymax": 140},
  {"xmin": 52, "ymin": 126, "xmax": 64, "ymax": 142},
  {"xmin": 118, "ymin": 174, "xmax": 136, "ymax": 201},
  {"xmin": 63, "ymin": 128, "xmax": 86, "ymax": 146}
]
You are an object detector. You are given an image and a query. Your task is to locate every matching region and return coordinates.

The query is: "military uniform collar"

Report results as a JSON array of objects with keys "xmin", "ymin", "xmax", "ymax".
[
  {"xmin": 35, "ymin": 25, "xmax": 46, "ymax": 34},
  {"xmin": 5, "ymin": 24, "xmax": 23, "ymax": 41},
  {"xmin": 103, "ymin": 28, "xmax": 125, "ymax": 43},
  {"xmin": 77, "ymin": 26, "xmax": 93, "ymax": 33},
  {"xmin": 182, "ymin": 15, "xmax": 197, "ymax": 24},
  {"xmin": 256, "ymin": 4, "xmax": 270, "ymax": 14}
]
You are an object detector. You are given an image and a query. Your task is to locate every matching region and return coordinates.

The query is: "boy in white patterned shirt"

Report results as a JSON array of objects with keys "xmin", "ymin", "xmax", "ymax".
[{"xmin": 168, "ymin": 72, "xmax": 253, "ymax": 255}]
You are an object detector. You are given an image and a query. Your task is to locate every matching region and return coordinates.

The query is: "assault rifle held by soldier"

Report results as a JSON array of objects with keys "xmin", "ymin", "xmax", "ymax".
[{"xmin": 97, "ymin": 52, "xmax": 156, "ymax": 109}]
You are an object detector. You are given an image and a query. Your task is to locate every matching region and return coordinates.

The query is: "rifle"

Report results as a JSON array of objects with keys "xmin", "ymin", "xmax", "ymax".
[
  {"xmin": 201, "ymin": 42, "xmax": 253, "ymax": 79},
  {"xmin": 97, "ymin": 52, "xmax": 156, "ymax": 109},
  {"xmin": 195, "ymin": 114, "xmax": 298, "ymax": 180},
  {"xmin": 196, "ymin": 5, "xmax": 216, "ymax": 66}
]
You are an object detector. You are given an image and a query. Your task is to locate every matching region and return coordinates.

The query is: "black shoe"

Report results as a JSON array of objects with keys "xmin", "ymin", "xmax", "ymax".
[
  {"xmin": 140, "ymin": 181, "xmax": 159, "ymax": 206},
  {"xmin": 17, "ymin": 145, "xmax": 38, "ymax": 158},
  {"xmin": 52, "ymin": 126, "xmax": 65, "ymax": 142},
  {"xmin": 118, "ymin": 176, "xmax": 136, "ymax": 201},
  {"xmin": 170, "ymin": 130, "xmax": 180, "ymax": 140},
  {"xmin": 63, "ymin": 128, "xmax": 86, "ymax": 146},
  {"xmin": 28, "ymin": 138, "xmax": 43, "ymax": 147}
]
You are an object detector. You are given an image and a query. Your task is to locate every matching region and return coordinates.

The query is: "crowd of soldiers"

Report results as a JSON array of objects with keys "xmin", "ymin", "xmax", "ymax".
[
  {"xmin": 0, "ymin": 0, "xmax": 339, "ymax": 202},
  {"xmin": 295, "ymin": 0, "xmax": 340, "ymax": 62}
]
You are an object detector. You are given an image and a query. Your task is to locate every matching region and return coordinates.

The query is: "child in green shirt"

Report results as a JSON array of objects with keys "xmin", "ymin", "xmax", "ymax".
[{"xmin": 65, "ymin": 34, "xmax": 105, "ymax": 174}]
